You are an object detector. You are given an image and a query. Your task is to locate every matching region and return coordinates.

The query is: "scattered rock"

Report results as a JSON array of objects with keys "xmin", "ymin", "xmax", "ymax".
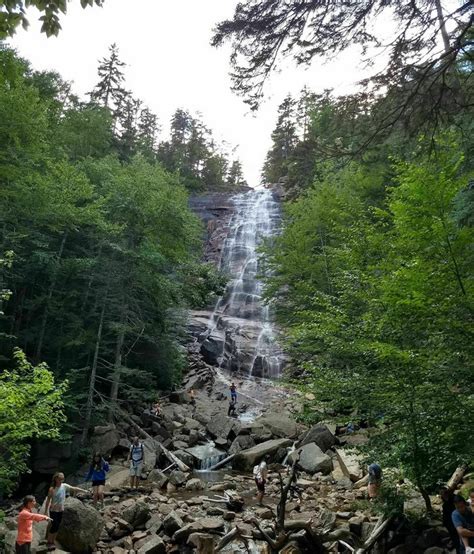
[{"xmin": 137, "ymin": 535, "xmax": 166, "ymax": 554}]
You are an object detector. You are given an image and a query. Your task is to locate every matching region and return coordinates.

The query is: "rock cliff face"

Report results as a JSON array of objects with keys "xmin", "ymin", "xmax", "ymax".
[{"xmin": 189, "ymin": 188, "xmax": 285, "ymax": 377}]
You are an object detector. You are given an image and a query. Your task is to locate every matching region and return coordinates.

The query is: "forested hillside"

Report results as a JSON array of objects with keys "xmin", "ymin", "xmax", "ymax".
[
  {"xmin": 0, "ymin": 43, "xmax": 240, "ymax": 491},
  {"xmin": 260, "ymin": 68, "xmax": 473, "ymax": 507}
]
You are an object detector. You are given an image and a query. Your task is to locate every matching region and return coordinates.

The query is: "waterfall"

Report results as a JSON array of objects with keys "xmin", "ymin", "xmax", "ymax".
[{"xmin": 200, "ymin": 188, "xmax": 284, "ymax": 378}]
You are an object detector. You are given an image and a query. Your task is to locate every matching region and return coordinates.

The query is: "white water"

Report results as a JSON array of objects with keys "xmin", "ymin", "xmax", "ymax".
[{"xmin": 201, "ymin": 188, "xmax": 283, "ymax": 378}]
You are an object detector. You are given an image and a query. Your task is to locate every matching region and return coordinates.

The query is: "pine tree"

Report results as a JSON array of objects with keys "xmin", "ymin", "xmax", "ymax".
[
  {"xmin": 90, "ymin": 43, "xmax": 127, "ymax": 114},
  {"xmin": 227, "ymin": 160, "xmax": 248, "ymax": 188}
]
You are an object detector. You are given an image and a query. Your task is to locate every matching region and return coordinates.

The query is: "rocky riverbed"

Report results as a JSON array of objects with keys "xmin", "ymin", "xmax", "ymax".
[{"xmin": 1, "ymin": 350, "xmax": 462, "ymax": 554}]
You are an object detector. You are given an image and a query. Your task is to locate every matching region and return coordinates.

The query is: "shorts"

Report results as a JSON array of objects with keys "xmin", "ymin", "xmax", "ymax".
[
  {"xmin": 16, "ymin": 543, "xmax": 31, "ymax": 554},
  {"xmin": 130, "ymin": 461, "xmax": 143, "ymax": 477},
  {"xmin": 92, "ymin": 479, "xmax": 106, "ymax": 487},
  {"xmin": 49, "ymin": 510, "xmax": 63, "ymax": 534},
  {"xmin": 255, "ymin": 478, "xmax": 266, "ymax": 493}
]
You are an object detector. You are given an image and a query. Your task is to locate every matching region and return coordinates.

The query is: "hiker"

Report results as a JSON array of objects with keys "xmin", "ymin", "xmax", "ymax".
[
  {"xmin": 440, "ymin": 486, "xmax": 460, "ymax": 552},
  {"xmin": 85, "ymin": 452, "xmax": 109, "ymax": 508},
  {"xmin": 16, "ymin": 495, "xmax": 51, "ymax": 554},
  {"xmin": 189, "ymin": 389, "xmax": 196, "ymax": 407},
  {"xmin": 367, "ymin": 463, "xmax": 382, "ymax": 500},
  {"xmin": 45, "ymin": 472, "xmax": 88, "ymax": 551},
  {"xmin": 127, "ymin": 436, "xmax": 145, "ymax": 489},
  {"xmin": 230, "ymin": 382, "xmax": 237, "ymax": 403},
  {"xmin": 253, "ymin": 456, "xmax": 269, "ymax": 506},
  {"xmin": 452, "ymin": 495, "xmax": 474, "ymax": 553},
  {"xmin": 228, "ymin": 398, "xmax": 237, "ymax": 417},
  {"xmin": 151, "ymin": 401, "xmax": 162, "ymax": 417}
]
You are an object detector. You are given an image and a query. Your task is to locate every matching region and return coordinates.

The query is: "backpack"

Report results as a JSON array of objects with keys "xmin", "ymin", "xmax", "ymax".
[
  {"xmin": 130, "ymin": 443, "xmax": 144, "ymax": 462},
  {"xmin": 253, "ymin": 464, "xmax": 259, "ymax": 477}
]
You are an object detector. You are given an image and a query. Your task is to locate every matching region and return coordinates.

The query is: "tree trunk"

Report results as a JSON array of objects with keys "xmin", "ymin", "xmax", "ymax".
[
  {"xmin": 108, "ymin": 301, "xmax": 126, "ymax": 422},
  {"xmin": 81, "ymin": 299, "xmax": 106, "ymax": 446},
  {"xmin": 34, "ymin": 231, "xmax": 68, "ymax": 363},
  {"xmin": 434, "ymin": 0, "xmax": 450, "ymax": 55}
]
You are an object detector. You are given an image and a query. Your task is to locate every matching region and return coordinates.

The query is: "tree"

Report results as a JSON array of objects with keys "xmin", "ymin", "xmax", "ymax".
[
  {"xmin": 0, "ymin": 349, "xmax": 66, "ymax": 494},
  {"xmin": 227, "ymin": 159, "xmax": 248, "ymax": 188},
  {"xmin": 90, "ymin": 43, "xmax": 127, "ymax": 113},
  {"xmin": 212, "ymin": 0, "xmax": 473, "ymax": 138},
  {"xmin": 0, "ymin": 0, "xmax": 103, "ymax": 38}
]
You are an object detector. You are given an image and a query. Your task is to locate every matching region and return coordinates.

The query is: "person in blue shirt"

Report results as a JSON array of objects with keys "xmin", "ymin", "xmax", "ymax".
[
  {"xmin": 85, "ymin": 453, "xmax": 109, "ymax": 508},
  {"xmin": 452, "ymin": 494, "xmax": 474, "ymax": 553}
]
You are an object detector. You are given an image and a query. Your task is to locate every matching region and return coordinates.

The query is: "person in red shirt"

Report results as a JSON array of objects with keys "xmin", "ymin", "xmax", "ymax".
[{"xmin": 16, "ymin": 495, "xmax": 51, "ymax": 554}]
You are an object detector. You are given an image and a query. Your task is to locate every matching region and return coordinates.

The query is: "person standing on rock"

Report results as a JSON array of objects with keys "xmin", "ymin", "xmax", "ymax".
[
  {"xmin": 228, "ymin": 398, "xmax": 237, "ymax": 417},
  {"xmin": 367, "ymin": 463, "xmax": 382, "ymax": 500},
  {"xmin": 127, "ymin": 436, "xmax": 145, "ymax": 490},
  {"xmin": 85, "ymin": 452, "xmax": 109, "ymax": 508},
  {"xmin": 16, "ymin": 495, "xmax": 51, "ymax": 554},
  {"xmin": 253, "ymin": 456, "xmax": 269, "ymax": 506},
  {"xmin": 45, "ymin": 472, "xmax": 88, "ymax": 551},
  {"xmin": 230, "ymin": 382, "xmax": 237, "ymax": 403}
]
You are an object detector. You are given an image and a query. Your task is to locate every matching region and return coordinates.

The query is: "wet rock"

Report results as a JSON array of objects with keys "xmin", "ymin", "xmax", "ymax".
[
  {"xmin": 233, "ymin": 438, "xmax": 292, "ymax": 471},
  {"xmin": 57, "ymin": 498, "xmax": 103, "ymax": 553},
  {"xmin": 123, "ymin": 501, "xmax": 151, "ymax": 528},
  {"xmin": 185, "ymin": 478, "xmax": 206, "ymax": 491},
  {"xmin": 173, "ymin": 449, "xmax": 195, "ymax": 468},
  {"xmin": 299, "ymin": 423, "xmax": 336, "ymax": 452}
]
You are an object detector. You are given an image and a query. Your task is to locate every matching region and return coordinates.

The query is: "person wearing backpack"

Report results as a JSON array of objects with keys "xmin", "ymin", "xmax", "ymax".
[
  {"xmin": 127, "ymin": 436, "xmax": 145, "ymax": 489},
  {"xmin": 367, "ymin": 463, "xmax": 382, "ymax": 500},
  {"xmin": 253, "ymin": 456, "xmax": 269, "ymax": 506}
]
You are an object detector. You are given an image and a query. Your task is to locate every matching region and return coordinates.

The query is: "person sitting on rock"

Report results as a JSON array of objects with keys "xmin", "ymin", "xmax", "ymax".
[
  {"xmin": 127, "ymin": 436, "xmax": 145, "ymax": 490},
  {"xmin": 16, "ymin": 495, "xmax": 51, "ymax": 554},
  {"xmin": 367, "ymin": 463, "xmax": 382, "ymax": 500},
  {"xmin": 228, "ymin": 398, "xmax": 237, "ymax": 417},
  {"xmin": 253, "ymin": 456, "xmax": 269, "ymax": 506},
  {"xmin": 151, "ymin": 401, "xmax": 162, "ymax": 418},
  {"xmin": 85, "ymin": 452, "xmax": 110, "ymax": 509},
  {"xmin": 230, "ymin": 382, "xmax": 237, "ymax": 403},
  {"xmin": 45, "ymin": 472, "xmax": 88, "ymax": 551},
  {"xmin": 452, "ymin": 494, "xmax": 474, "ymax": 554}
]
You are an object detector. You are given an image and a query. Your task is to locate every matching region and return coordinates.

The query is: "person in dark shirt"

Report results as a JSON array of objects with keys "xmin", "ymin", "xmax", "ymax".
[
  {"xmin": 452, "ymin": 494, "xmax": 474, "ymax": 554},
  {"xmin": 440, "ymin": 487, "xmax": 460, "ymax": 552}
]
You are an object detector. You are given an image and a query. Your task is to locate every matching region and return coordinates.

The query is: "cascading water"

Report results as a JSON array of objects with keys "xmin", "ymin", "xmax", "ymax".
[{"xmin": 200, "ymin": 188, "xmax": 284, "ymax": 378}]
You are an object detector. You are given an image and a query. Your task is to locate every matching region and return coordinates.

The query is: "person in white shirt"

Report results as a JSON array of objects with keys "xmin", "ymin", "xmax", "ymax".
[{"xmin": 253, "ymin": 457, "xmax": 269, "ymax": 506}]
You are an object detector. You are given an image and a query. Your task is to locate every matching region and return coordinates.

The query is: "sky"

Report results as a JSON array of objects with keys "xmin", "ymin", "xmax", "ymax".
[{"xmin": 9, "ymin": 0, "xmax": 376, "ymax": 185}]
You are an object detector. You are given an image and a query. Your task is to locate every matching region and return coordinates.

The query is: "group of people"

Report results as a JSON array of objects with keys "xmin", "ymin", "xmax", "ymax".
[
  {"xmin": 442, "ymin": 487, "xmax": 474, "ymax": 553},
  {"xmin": 14, "ymin": 440, "xmax": 146, "ymax": 553}
]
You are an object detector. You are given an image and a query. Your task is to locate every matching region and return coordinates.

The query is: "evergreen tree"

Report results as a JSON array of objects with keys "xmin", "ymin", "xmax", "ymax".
[
  {"xmin": 227, "ymin": 160, "xmax": 248, "ymax": 188},
  {"xmin": 90, "ymin": 43, "xmax": 127, "ymax": 114}
]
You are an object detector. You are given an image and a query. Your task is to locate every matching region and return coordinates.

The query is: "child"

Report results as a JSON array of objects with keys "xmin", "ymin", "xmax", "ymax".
[
  {"xmin": 85, "ymin": 452, "xmax": 110, "ymax": 508},
  {"xmin": 16, "ymin": 495, "xmax": 51, "ymax": 554}
]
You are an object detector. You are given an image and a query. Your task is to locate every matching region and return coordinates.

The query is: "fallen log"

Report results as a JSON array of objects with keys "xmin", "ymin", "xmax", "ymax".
[
  {"xmin": 207, "ymin": 454, "xmax": 235, "ymax": 471},
  {"xmin": 355, "ymin": 516, "xmax": 391, "ymax": 554},
  {"xmin": 447, "ymin": 464, "xmax": 468, "ymax": 490},
  {"xmin": 353, "ymin": 474, "xmax": 369, "ymax": 489},
  {"xmin": 215, "ymin": 526, "xmax": 250, "ymax": 552}
]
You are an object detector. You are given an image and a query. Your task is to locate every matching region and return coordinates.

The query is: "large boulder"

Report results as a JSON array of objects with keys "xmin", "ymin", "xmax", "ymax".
[
  {"xmin": 229, "ymin": 434, "xmax": 255, "ymax": 455},
  {"xmin": 258, "ymin": 414, "xmax": 299, "ymax": 439},
  {"xmin": 233, "ymin": 438, "xmax": 292, "ymax": 471},
  {"xmin": 122, "ymin": 500, "xmax": 151, "ymax": 528},
  {"xmin": 206, "ymin": 416, "xmax": 241, "ymax": 441},
  {"xmin": 299, "ymin": 424, "xmax": 336, "ymax": 452},
  {"xmin": 90, "ymin": 424, "xmax": 120, "ymax": 455},
  {"xmin": 142, "ymin": 438, "xmax": 158, "ymax": 470},
  {"xmin": 335, "ymin": 448, "xmax": 364, "ymax": 482},
  {"xmin": 57, "ymin": 497, "xmax": 103, "ymax": 553},
  {"xmin": 294, "ymin": 442, "xmax": 333, "ymax": 475}
]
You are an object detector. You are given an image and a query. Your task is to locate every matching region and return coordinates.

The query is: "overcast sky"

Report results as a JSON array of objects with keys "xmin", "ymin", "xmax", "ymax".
[{"xmin": 10, "ymin": 0, "xmax": 377, "ymax": 185}]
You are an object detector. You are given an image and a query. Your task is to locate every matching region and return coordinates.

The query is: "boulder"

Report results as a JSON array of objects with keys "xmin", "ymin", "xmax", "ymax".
[
  {"xmin": 335, "ymin": 448, "xmax": 363, "ymax": 481},
  {"xmin": 142, "ymin": 438, "xmax": 158, "ymax": 470},
  {"xmin": 169, "ymin": 470, "xmax": 188, "ymax": 486},
  {"xmin": 229, "ymin": 434, "xmax": 255, "ymax": 455},
  {"xmin": 233, "ymin": 438, "xmax": 292, "ymax": 471},
  {"xmin": 185, "ymin": 477, "xmax": 206, "ymax": 491},
  {"xmin": 107, "ymin": 468, "xmax": 130, "ymax": 489},
  {"xmin": 163, "ymin": 511, "xmax": 184, "ymax": 535},
  {"xmin": 122, "ymin": 500, "xmax": 151, "ymax": 528},
  {"xmin": 206, "ymin": 416, "xmax": 241, "ymax": 441},
  {"xmin": 299, "ymin": 424, "xmax": 336, "ymax": 452},
  {"xmin": 137, "ymin": 535, "xmax": 166, "ymax": 554},
  {"xmin": 31, "ymin": 440, "xmax": 74, "ymax": 474},
  {"xmin": 147, "ymin": 469, "xmax": 168, "ymax": 489},
  {"xmin": 90, "ymin": 424, "xmax": 120, "ymax": 455},
  {"xmin": 57, "ymin": 497, "xmax": 103, "ymax": 553},
  {"xmin": 258, "ymin": 414, "xmax": 299, "ymax": 439},
  {"xmin": 295, "ymin": 443, "xmax": 333, "ymax": 475}
]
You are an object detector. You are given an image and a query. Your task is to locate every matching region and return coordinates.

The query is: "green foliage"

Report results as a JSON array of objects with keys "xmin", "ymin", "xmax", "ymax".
[
  {"xmin": 0, "ymin": 349, "xmax": 66, "ymax": 494},
  {"xmin": 264, "ymin": 132, "xmax": 474, "ymax": 510}
]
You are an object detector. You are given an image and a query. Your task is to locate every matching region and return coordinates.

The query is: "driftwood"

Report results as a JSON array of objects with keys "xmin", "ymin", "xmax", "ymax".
[
  {"xmin": 202, "ymin": 490, "xmax": 244, "ymax": 512},
  {"xmin": 120, "ymin": 411, "xmax": 190, "ymax": 472},
  {"xmin": 207, "ymin": 453, "xmax": 235, "ymax": 471},
  {"xmin": 216, "ymin": 526, "xmax": 251, "ymax": 552},
  {"xmin": 447, "ymin": 464, "xmax": 468, "ymax": 490},
  {"xmin": 354, "ymin": 516, "xmax": 392, "ymax": 554}
]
